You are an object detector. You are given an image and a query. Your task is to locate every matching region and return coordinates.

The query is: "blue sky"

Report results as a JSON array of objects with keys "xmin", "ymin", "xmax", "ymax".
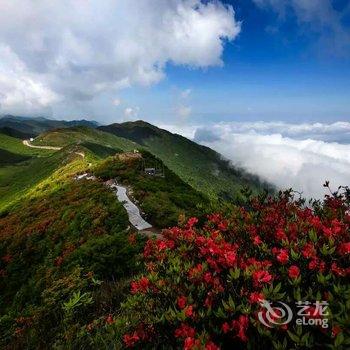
[
  {"xmin": 118, "ymin": 0, "xmax": 350, "ymax": 124},
  {"xmin": 1, "ymin": 0, "xmax": 349, "ymax": 124}
]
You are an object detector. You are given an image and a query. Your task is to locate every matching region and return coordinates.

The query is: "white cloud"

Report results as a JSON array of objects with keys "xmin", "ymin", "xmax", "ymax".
[
  {"xmin": 124, "ymin": 106, "xmax": 140, "ymax": 120},
  {"xmin": 0, "ymin": 45, "xmax": 60, "ymax": 115},
  {"xmin": 162, "ymin": 120, "xmax": 350, "ymax": 199},
  {"xmin": 0, "ymin": 0, "xmax": 240, "ymax": 114}
]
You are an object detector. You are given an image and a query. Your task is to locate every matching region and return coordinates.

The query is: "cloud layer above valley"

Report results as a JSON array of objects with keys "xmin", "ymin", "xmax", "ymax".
[
  {"xmin": 0, "ymin": 0, "xmax": 239, "ymax": 115},
  {"xmin": 163, "ymin": 121, "xmax": 350, "ymax": 199}
]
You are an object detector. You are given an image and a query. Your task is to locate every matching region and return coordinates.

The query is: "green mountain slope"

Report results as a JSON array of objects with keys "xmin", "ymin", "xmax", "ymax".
[
  {"xmin": 32, "ymin": 126, "xmax": 139, "ymax": 156},
  {"xmin": 99, "ymin": 120, "xmax": 270, "ymax": 200},
  {"xmin": 0, "ymin": 130, "xmax": 211, "ymax": 348}
]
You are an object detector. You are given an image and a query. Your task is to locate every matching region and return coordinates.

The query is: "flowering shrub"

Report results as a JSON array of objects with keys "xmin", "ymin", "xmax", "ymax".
[{"xmin": 120, "ymin": 187, "xmax": 350, "ymax": 349}]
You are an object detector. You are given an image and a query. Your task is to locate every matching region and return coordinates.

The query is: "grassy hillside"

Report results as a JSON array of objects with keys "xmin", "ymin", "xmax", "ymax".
[
  {"xmin": 0, "ymin": 177, "xmax": 145, "ymax": 349},
  {"xmin": 0, "ymin": 132, "xmax": 53, "ymax": 158},
  {"xmin": 99, "ymin": 121, "xmax": 271, "ymax": 201},
  {"xmin": 0, "ymin": 130, "xmax": 212, "ymax": 348},
  {"xmin": 32, "ymin": 126, "xmax": 139, "ymax": 156},
  {"xmin": 0, "ymin": 147, "xmax": 88, "ymax": 212}
]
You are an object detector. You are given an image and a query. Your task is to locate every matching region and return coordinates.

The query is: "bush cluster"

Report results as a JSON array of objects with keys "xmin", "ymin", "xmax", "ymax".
[{"xmin": 119, "ymin": 188, "xmax": 350, "ymax": 349}]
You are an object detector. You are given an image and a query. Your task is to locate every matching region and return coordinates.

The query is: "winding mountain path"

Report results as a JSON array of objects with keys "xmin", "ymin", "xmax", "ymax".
[
  {"xmin": 23, "ymin": 140, "xmax": 62, "ymax": 150},
  {"xmin": 23, "ymin": 140, "xmax": 85, "ymax": 158}
]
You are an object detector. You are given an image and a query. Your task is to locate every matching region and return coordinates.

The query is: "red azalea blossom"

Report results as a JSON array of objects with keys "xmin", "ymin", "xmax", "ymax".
[
  {"xmin": 123, "ymin": 332, "xmax": 140, "ymax": 347},
  {"xmin": 338, "ymin": 242, "xmax": 350, "ymax": 255},
  {"xmin": 205, "ymin": 341, "xmax": 220, "ymax": 350},
  {"xmin": 302, "ymin": 243, "xmax": 317, "ymax": 259},
  {"xmin": 174, "ymin": 323, "xmax": 196, "ymax": 338},
  {"xmin": 276, "ymin": 249, "xmax": 289, "ymax": 264},
  {"xmin": 252, "ymin": 270, "xmax": 273, "ymax": 287},
  {"xmin": 249, "ymin": 292, "xmax": 265, "ymax": 304},
  {"xmin": 105, "ymin": 314, "xmax": 114, "ymax": 325},
  {"xmin": 185, "ymin": 305, "xmax": 194, "ymax": 318},
  {"xmin": 221, "ymin": 322, "xmax": 231, "ymax": 334},
  {"xmin": 232, "ymin": 315, "xmax": 249, "ymax": 342},
  {"xmin": 332, "ymin": 325, "xmax": 342, "ymax": 337},
  {"xmin": 253, "ymin": 235, "xmax": 262, "ymax": 245},
  {"xmin": 177, "ymin": 295, "xmax": 187, "ymax": 309},
  {"xmin": 288, "ymin": 265, "xmax": 300, "ymax": 279},
  {"xmin": 187, "ymin": 217, "xmax": 199, "ymax": 228},
  {"xmin": 131, "ymin": 276, "xmax": 150, "ymax": 294}
]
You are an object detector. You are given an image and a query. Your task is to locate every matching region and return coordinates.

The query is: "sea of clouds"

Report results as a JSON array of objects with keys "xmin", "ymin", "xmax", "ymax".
[{"xmin": 162, "ymin": 121, "xmax": 350, "ymax": 199}]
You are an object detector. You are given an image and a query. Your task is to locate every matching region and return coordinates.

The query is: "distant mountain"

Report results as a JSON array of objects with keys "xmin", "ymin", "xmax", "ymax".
[
  {"xmin": 99, "ymin": 120, "xmax": 271, "ymax": 200},
  {"xmin": 0, "ymin": 115, "xmax": 99, "ymax": 139}
]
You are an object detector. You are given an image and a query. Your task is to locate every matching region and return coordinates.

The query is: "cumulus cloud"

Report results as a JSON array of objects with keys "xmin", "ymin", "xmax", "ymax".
[
  {"xmin": 253, "ymin": 0, "xmax": 350, "ymax": 56},
  {"xmin": 0, "ymin": 0, "xmax": 240, "ymax": 115},
  {"xmin": 163, "ymin": 120, "xmax": 350, "ymax": 199}
]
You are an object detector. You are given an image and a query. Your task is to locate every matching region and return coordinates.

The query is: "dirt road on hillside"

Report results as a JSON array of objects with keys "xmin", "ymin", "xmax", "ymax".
[{"xmin": 23, "ymin": 140, "xmax": 62, "ymax": 150}]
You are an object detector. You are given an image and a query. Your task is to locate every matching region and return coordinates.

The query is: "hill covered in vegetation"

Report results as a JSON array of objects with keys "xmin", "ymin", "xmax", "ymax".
[
  {"xmin": 0, "ymin": 127, "xmax": 212, "ymax": 348},
  {"xmin": 0, "ymin": 115, "xmax": 98, "ymax": 139},
  {"xmin": 99, "ymin": 121, "xmax": 271, "ymax": 201}
]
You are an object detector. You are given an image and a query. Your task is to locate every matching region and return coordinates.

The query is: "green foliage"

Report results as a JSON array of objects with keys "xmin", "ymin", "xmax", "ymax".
[
  {"xmin": 93, "ymin": 150, "xmax": 209, "ymax": 228},
  {"xmin": 0, "ymin": 179, "xmax": 145, "ymax": 349}
]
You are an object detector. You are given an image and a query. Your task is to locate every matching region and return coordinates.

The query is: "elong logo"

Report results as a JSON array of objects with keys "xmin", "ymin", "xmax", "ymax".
[{"xmin": 258, "ymin": 300, "xmax": 329, "ymax": 329}]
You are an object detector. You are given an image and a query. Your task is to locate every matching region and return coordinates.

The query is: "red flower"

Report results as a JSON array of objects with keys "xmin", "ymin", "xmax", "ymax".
[
  {"xmin": 308, "ymin": 259, "xmax": 318, "ymax": 270},
  {"xmin": 184, "ymin": 337, "xmax": 201, "ymax": 350},
  {"xmin": 205, "ymin": 341, "xmax": 220, "ymax": 350},
  {"xmin": 252, "ymin": 270, "xmax": 273, "ymax": 287},
  {"xmin": 331, "ymin": 263, "xmax": 346, "ymax": 276},
  {"xmin": 221, "ymin": 322, "xmax": 231, "ymax": 334},
  {"xmin": 249, "ymin": 292, "xmax": 264, "ymax": 304},
  {"xmin": 105, "ymin": 314, "xmax": 114, "ymax": 324},
  {"xmin": 187, "ymin": 217, "xmax": 198, "ymax": 228},
  {"xmin": 253, "ymin": 235, "xmax": 262, "ymax": 245},
  {"xmin": 332, "ymin": 325, "xmax": 342, "ymax": 337},
  {"xmin": 224, "ymin": 250, "xmax": 236, "ymax": 266},
  {"xmin": 174, "ymin": 323, "xmax": 196, "ymax": 338},
  {"xmin": 338, "ymin": 242, "xmax": 350, "ymax": 255},
  {"xmin": 185, "ymin": 305, "xmax": 194, "ymax": 318},
  {"xmin": 276, "ymin": 249, "xmax": 289, "ymax": 265},
  {"xmin": 302, "ymin": 243, "xmax": 316, "ymax": 259},
  {"xmin": 123, "ymin": 332, "xmax": 140, "ymax": 347},
  {"xmin": 276, "ymin": 228, "xmax": 287, "ymax": 241},
  {"xmin": 177, "ymin": 296, "xmax": 187, "ymax": 309},
  {"xmin": 232, "ymin": 315, "xmax": 249, "ymax": 342},
  {"xmin": 288, "ymin": 265, "xmax": 300, "ymax": 279},
  {"xmin": 131, "ymin": 277, "xmax": 150, "ymax": 294}
]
